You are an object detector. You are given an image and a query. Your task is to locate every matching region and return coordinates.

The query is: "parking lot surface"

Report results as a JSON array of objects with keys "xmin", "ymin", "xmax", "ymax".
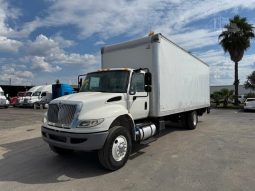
[{"xmin": 0, "ymin": 108, "xmax": 254, "ymax": 191}]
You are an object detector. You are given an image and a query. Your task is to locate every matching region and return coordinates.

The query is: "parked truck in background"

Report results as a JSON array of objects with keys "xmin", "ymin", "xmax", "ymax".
[
  {"xmin": 22, "ymin": 85, "xmax": 44, "ymax": 107},
  {"xmin": 42, "ymin": 33, "xmax": 210, "ymax": 170},
  {"xmin": 10, "ymin": 91, "xmax": 26, "ymax": 107},
  {"xmin": 35, "ymin": 83, "xmax": 75, "ymax": 108},
  {"xmin": 0, "ymin": 87, "xmax": 9, "ymax": 108}
]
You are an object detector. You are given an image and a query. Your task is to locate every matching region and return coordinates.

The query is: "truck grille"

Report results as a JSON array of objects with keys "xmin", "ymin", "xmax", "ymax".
[
  {"xmin": 24, "ymin": 98, "xmax": 28, "ymax": 104},
  {"xmin": 47, "ymin": 103, "xmax": 77, "ymax": 127}
]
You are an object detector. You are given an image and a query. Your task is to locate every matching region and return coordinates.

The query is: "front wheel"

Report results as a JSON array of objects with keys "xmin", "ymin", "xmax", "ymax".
[{"xmin": 98, "ymin": 126, "xmax": 131, "ymax": 171}]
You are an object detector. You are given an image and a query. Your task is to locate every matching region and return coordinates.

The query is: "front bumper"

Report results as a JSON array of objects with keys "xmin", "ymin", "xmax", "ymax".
[
  {"xmin": 244, "ymin": 106, "xmax": 255, "ymax": 110},
  {"xmin": 22, "ymin": 102, "xmax": 34, "ymax": 107},
  {"xmin": 41, "ymin": 126, "xmax": 108, "ymax": 151},
  {"xmin": 0, "ymin": 104, "xmax": 8, "ymax": 107}
]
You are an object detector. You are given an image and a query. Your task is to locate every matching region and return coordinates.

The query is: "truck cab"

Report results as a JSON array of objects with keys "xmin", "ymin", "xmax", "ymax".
[
  {"xmin": 0, "ymin": 87, "xmax": 9, "ymax": 108},
  {"xmin": 42, "ymin": 68, "xmax": 152, "ymax": 170},
  {"xmin": 23, "ymin": 86, "xmax": 44, "ymax": 107}
]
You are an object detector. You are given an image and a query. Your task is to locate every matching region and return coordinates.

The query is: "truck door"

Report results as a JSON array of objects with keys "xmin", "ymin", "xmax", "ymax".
[{"xmin": 129, "ymin": 72, "xmax": 149, "ymax": 119}]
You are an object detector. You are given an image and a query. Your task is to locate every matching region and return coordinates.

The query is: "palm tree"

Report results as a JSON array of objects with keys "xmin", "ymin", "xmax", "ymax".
[
  {"xmin": 219, "ymin": 15, "xmax": 254, "ymax": 105},
  {"xmin": 220, "ymin": 88, "xmax": 234, "ymax": 107}
]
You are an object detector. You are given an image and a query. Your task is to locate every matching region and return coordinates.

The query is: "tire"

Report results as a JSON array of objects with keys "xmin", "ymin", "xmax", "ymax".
[
  {"xmin": 185, "ymin": 111, "xmax": 198, "ymax": 130},
  {"xmin": 98, "ymin": 126, "xmax": 131, "ymax": 171},
  {"xmin": 49, "ymin": 145, "xmax": 73, "ymax": 155}
]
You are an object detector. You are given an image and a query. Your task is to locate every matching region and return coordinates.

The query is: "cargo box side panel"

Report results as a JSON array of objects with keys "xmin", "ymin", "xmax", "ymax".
[{"xmin": 157, "ymin": 38, "xmax": 210, "ymax": 116}]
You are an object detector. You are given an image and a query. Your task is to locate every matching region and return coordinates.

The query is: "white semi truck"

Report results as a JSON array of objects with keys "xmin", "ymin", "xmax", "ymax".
[
  {"xmin": 0, "ymin": 87, "xmax": 9, "ymax": 108},
  {"xmin": 42, "ymin": 33, "xmax": 210, "ymax": 170},
  {"xmin": 22, "ymin": 85, "xmax": 44, "ymax": 107}
]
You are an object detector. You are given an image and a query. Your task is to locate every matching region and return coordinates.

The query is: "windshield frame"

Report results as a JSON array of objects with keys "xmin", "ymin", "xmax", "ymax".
[{"xmin": 80, "ymin": 70, "xmax": 130, "ymax": 93}]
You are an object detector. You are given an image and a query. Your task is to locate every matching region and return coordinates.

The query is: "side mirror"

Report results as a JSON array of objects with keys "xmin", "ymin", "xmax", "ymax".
[
  {"xmin": 145, "ymin": 72, "xmax": 152, "ymax": 85},
  {"xmin": 78, "ymin": 78, "xmax": 83, "ymax": 89},
  {"xmin": 145, "ymin": 86, "xmax": 152, "ymax": 92}
]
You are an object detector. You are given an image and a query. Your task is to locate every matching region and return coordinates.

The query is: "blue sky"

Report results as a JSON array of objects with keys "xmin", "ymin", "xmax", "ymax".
[{"xmin": 0, "ymin": 0, "xmax": 255, "ymax": 86}]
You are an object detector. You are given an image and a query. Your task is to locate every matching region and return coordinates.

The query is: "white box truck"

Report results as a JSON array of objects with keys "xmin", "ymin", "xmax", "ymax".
[{"xmin": 42, "ymin": 33, "xmax": 210, "ymax": 170}]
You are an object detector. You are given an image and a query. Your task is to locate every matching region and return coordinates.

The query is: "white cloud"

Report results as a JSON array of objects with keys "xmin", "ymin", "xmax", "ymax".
[
  {"xmin": 0, "ymin": 64, "xmax": 34, "ymax": 85},
  {"xmin": 0, "ymin": 0, "xmax": 16, "ymax": 36},
  {"xmin": 27, "ymin": 34, "xmax": 98, "ymax": 66},
  {"xmin": 35, "ymin": 0, "xmax": 255, "ymax": 50},
  {"xmin": 31, "ymin": 56, "xmax": 62, "ymax": 73},
  {"xmin": 0, "ymin": 36, "xmax": 22, "ymax": 52},
  {"xmin": 52, "ymin": 34, "xmax": 75, "ymax": 48},
  {"xmin": 195, "ymin": 49, "xmax": 255, "ymax": 85},
  {"xmin": 27, "ymin": 34, "xmax": 60, "ymax": 56},
  {"xmin": 170, "ymin": 29, "xmax": 221, "ymax": 50},
  {"xmin": 16, "ymin": 71, "xmax": 34, "ymax": 78},
  {"xmin": 0, "ymin": 0, "xmax": 23, "ymax": 52},
  {"xmin": 94, "ymin": 40, "xmax": 106, "ymax": 46}
]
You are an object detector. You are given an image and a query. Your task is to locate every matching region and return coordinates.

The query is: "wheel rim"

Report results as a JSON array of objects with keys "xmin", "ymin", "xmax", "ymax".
[
  {"xmin": 112, "ymin": 135, "xmax": 128, "ymax": 162},
  {"xmin": 193, "ymin": 112, "xmax": 197, "ymax": 126}
]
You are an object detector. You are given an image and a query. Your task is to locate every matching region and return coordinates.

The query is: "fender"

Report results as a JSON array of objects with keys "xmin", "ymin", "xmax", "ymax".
[{"xmin": 109, "ymin": 113, "xmax": 136, "ymax": 141}]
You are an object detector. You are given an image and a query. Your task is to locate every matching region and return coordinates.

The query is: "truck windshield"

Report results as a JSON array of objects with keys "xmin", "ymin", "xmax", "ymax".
[
  {"xmin": 17, "ymin": 92, "xmax": 24, "ymax": 96},
  {"xmin": 33, "ymin": 91, "xmax": 41, "ymax": 96},
  {"xmin": 25, "ymin": 92, "xmax": 32, "ymax": 96},
  {"xmin": 80, "ymin": 70, "xmax": 130, "ymax": 93}
]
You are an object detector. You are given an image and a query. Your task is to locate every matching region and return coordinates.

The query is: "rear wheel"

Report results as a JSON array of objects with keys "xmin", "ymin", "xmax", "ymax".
[
  {"xmin": 49, "ymin": 145, "xmax": 73, "ymax": 155},
  {"xmin": 98, "ymin": 126, "xmax": 131, "ymax": 171},
  {"xmin": 185, "ymin": 111, "xmax": 198, "ymax": 130}
]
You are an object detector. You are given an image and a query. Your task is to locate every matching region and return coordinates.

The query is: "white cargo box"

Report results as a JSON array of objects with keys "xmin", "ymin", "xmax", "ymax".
[{"xmin": 101, "ymin": 33, "xmax": 210, "ymax": 117}]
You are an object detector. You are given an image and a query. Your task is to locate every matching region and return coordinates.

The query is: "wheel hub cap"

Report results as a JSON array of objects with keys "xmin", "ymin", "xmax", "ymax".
[
  {"xmin": 193, "ymin": 112, "xmax": 197, "ymax": 126},
  {"xmin": 112, "ymin": 135, "xmax": 127, "ymax": 162}
]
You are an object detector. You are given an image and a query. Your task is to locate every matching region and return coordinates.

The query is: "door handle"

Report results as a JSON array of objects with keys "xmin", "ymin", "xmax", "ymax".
[{"xmin": 144, "ymin": 102, "xmax": 147, "ymax": 110}]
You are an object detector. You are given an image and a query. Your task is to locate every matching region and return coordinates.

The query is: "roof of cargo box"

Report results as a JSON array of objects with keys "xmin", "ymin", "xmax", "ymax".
[{"xmin": 101, "ymin": 33, "xmax": 208, "ymax": 67}]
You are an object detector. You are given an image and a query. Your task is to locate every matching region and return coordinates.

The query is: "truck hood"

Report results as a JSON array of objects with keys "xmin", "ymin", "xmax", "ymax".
[
  {"xmin": 52, "ymin": 92, "xmax": 127, "ymax": 119},
  {"xmin": 54, "ymin": 92, "xmax": 123, "ymax": 103}
]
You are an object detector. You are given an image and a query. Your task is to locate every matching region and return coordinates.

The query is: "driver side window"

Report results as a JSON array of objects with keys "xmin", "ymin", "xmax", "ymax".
[{"xmin": 130, "ymin": 73, "xmax": 145, "ymax": 93}]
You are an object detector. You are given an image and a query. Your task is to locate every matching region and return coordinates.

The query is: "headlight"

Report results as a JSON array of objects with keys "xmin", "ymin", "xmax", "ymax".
[{"xmin": 78, "ymin": 118, "xmax": 104, "ymax": 128}]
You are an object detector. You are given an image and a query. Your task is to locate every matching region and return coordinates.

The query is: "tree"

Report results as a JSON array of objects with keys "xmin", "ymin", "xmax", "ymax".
[
  {"xmin": 219, "ymin": 15, "xmax": 255, "ymax": 105},
  {"xmin": 220, "ymin": 88, "xmax": 234, "ymax": 107},
  {"xmin": 244, "ymin": 71, "xmax": 255, "ymax": 91},
  {"xmin": 211, "ymin": 89, "xmax": 234, "ymax": 108},
  {"xmin": 211, "ymin": 91, "xmax": 222, "ymax": 107}
]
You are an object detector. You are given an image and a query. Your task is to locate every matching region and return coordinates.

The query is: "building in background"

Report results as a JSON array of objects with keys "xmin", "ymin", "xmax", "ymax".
[{"xmin": 210, "ymin": 85, "xmax": 255, "ymax": 95}]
